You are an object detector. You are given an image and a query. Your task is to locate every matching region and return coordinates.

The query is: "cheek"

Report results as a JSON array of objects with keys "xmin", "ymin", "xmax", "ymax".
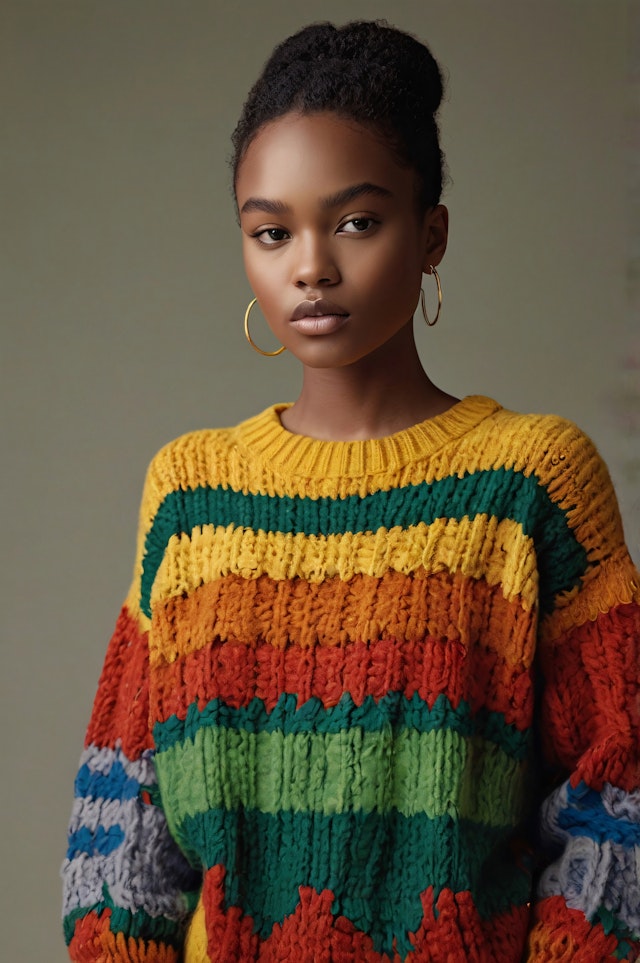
[
  {"xmin": 356, "ymin": 242, "xmax": 422, "ymax": 305},
  {"xmin": 242, "ymin": 256, "xmax": 287, "ymax": 331},
  {"xmin": 243, "ymin": 246, "xmax": 277, "ymax": 300},
  {"xmin": 241, "ymin": 238, "xmax": 259, "ymax": 284}
]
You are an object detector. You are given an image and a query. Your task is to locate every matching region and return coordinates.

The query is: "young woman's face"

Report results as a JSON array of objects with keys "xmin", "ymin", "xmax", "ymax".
[{"xmin": 236, "ymin": 111, "xmax": 448, "ymax": 369}]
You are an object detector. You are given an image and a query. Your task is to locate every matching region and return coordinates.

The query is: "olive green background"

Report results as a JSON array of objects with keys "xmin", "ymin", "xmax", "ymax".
[{"xmin": 1, "ymin": 2, "xmax": 635, "ymax": 959}]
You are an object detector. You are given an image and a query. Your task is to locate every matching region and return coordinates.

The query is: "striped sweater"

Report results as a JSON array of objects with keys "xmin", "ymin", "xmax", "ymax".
[{"xmin": 62, "ymin": 395, "xmax": 640, "ymax": 962}]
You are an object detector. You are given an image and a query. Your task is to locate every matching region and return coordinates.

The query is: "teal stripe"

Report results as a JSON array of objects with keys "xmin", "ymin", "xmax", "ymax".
[
  {"xmin": 591, "ymin": 905, "xmax": 637, "ymax": 958},
  {"xmin": 140, "ymin": 468, "xmax": 586, "ymax": 617},
  {"xmin": 153, "ymin": 691, "xmax": 531, "ymax": 761},
  {"xmin": 62, "ymin": 897, "xmax": 188, "ymax": 947},
  {"xmin": 177, "ymin": 807, "xmax": 532, "ymax": 956}
]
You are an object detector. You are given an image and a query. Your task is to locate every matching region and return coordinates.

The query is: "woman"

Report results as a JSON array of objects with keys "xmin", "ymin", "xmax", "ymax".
[{"xmin": 62, "ymin": 20, "xmax": 640, "ymax": 962}]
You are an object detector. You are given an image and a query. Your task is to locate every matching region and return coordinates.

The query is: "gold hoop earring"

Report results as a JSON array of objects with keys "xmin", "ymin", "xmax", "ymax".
[
  {"xmin": 244, "ymin": 297, "xmax": 286, "ymax": 357},
  {"xmin": 420, "ymin": 266, "xmax": 442, "ymax": 327}
]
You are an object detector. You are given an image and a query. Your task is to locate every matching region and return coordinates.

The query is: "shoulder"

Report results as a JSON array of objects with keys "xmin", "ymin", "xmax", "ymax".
[
  {"xmin": 481, "ymin": 403, "xmax": 624, "ymax": 547},
  {"xmin": 140, "ymin": 407, "xmax": 278, "ymax": 507},
  {"xmin": 458, "ymin": 399, "xmax": 620, "ymax": 532},
  {"xmin": 485, "ymin": 403, "xmax": 591, "ymax": 450},
  {"xmin": 478, "ymin": 402, "xmax": 607, "ymax": 485},
  {"xmin": 143, "ymin": 427, "xmax": 229, "ymax": 493}
]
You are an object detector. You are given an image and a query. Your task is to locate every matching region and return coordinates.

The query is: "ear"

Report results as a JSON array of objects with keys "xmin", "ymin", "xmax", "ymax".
[{"xmin": 421, "ymin": 204, "xmax": 449, "ymax": 273}]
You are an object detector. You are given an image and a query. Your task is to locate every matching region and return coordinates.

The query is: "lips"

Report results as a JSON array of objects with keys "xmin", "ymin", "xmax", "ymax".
[{"xmin": 290, "ymin": 298, "xmax": 349, "ymax": 322}]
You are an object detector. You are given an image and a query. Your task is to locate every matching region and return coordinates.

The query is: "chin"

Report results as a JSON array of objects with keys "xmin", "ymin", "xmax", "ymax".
[
  {"xmin": 295, "ymin": 351, "xmax": 366, "ymax": 370},
  {"xmin": 289, "ymin": 338, "xmax": 379, "ymax": 370}
]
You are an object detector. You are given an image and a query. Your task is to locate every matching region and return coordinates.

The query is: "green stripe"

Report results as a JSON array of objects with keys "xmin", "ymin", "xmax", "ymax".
[
  {"xmin": 155, "ymin": 723, "xmax": 525, "ymax": 829},
  {"xmin": 177, "ymin": 807, "xmax": 532, "ymax": 956},
  {"xmin": 140, "ymin": 468, "xmax": 586, "ymax": 617},
  {"xmin": 154, "ymin": 691, "xmax": 531, "ymax": 761}
]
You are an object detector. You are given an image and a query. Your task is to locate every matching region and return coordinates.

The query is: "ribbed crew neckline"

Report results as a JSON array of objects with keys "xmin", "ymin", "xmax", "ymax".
[{"xmin": 235, "ymin": 395, "xmax": 501, "ymax": 479}]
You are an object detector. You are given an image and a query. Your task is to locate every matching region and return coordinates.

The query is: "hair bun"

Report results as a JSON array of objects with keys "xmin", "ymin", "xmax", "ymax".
[{"xmin": 232, "ymin": 19, "xmax": 447, "ymax": 208}]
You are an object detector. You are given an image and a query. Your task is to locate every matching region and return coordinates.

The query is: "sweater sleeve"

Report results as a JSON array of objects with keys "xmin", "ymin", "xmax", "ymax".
[
  {"xmin": 61, "ymin": 460, "xmax": 202, "ymax": 962},
  {"xmin": 525, "ymin": 423, "xmax": 640, "ymax": 962}
]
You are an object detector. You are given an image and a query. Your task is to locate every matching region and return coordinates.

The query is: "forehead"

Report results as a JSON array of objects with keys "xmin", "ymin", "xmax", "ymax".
[{"xmin": 235, "ymin": 111, "xmax": 416, "ymax": 209}]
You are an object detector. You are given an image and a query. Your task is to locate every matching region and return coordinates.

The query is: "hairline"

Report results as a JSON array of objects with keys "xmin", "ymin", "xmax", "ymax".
[{"xmin": 233, "ymin": 108, "xmax": 433, "ymax": 216}]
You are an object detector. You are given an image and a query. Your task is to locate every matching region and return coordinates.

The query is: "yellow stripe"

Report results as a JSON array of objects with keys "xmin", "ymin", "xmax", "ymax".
[
  {"xmin": 123, "ymin": 581, "xmax": 151, "ymax": 633},
  {"xmin": 150, "ymin": 515, "xmax": 538, "ymax": 613},
  {"xmin": 134, "ymin": 409, "xmax": 624, "ymax": 594},
  {"xmin": 138, "ymin": 408, "xmax": 596, "ymax": 503}
]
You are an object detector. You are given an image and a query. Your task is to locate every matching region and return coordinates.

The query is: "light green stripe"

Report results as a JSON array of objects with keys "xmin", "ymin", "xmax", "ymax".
[{"xmin": 156, "ymin": 725, "xmax": 524, "ymax": 833}]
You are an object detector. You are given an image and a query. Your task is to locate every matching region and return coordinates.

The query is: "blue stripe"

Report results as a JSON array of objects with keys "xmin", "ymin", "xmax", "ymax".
[
  {"xmin": 74, "ymin": 759, "xmax": 141, "ymax": 802},
  {"xmin": 559, "ymin": 782, "xmax": 640, "ymax": 847},
  {"xmin": 66, "ymin": 824, "xmax": 125, "ymax": 859}
]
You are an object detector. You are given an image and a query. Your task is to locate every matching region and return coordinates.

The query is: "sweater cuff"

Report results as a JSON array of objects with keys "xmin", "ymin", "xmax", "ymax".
[
  {"xmin": 67, "ymin": 909, "xmax": 180, "ymax": 963},
  {"xmin": 526, "ymin": 896, "xmax": 639, "ymax": 961}
]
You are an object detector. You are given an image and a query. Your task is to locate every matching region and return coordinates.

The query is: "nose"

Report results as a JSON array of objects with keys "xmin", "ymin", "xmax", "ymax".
[{"xmin": 292, "ymin": 232, "xmax": 340, "ymax": 288}]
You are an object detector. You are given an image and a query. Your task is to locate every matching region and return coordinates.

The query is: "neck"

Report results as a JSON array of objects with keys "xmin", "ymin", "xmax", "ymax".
[{"xmin": 280, "ymin": 323, "xmax": 459, "ymax": 441}]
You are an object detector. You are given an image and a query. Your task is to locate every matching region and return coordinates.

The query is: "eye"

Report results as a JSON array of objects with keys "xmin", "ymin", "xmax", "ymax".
[
  {"xmin": 252, "ymin": 227, "xmax": 289, "ymax": 245},
  {"xmin": 339, "ymin": 217, "xmax": 377, "ymax": 234}
]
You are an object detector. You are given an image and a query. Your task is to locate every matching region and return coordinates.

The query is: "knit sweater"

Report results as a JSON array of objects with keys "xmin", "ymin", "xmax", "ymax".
[{"xmin": 62, "ymin": 395, "xmax": 640, "ymax": 962}]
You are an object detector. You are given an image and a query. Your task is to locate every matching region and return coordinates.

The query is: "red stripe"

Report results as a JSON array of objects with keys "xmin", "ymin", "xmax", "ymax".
[
  {"xmin": 150, "ymin": 631, "xmax": 533, "ymax": 730},
  {"xmin": 538, "ymin": 601, "xmax": 640, "ymax": 791},
  {"xmin": 200, "ymin": 865, "xmax": 530, "ymax": 962},
  {"xmin": 85, "ymin": 605, "xmax": 153, "ymax": 759}
]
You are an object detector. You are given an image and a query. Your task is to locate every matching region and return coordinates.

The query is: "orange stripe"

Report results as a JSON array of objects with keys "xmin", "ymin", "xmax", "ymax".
[
  {"xmin": 150, "ymin": 629, "xmax": 533, "ymax": 731},
  {"xmin": 541, "ymin": 549, "xmax": 639, "ymax": 641},
  {"xmin": 149, "ymin": 568, "xmax": 536, "ymax": 666}
]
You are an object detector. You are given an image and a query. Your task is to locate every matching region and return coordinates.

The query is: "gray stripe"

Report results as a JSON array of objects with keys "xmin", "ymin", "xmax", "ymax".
[{"xmin": 62, "ymin": 744, "xmax": 200, "ymax": 921}]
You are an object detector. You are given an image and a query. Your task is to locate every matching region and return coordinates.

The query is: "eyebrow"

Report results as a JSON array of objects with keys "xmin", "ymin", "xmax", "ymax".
[{"xmin": 240, "ymin": 181, "xmax": 393, "ymax": 216}]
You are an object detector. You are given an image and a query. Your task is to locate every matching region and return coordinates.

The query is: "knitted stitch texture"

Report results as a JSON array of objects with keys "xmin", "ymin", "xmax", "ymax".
[{"xmin": 62, "ymin": 395, "xmax": 640, "ymax": 962}]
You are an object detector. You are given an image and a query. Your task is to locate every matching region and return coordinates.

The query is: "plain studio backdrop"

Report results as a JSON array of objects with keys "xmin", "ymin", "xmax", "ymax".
[{"xmin": 2, "ymin": 2, "xmax": 639, "ymax": 959}]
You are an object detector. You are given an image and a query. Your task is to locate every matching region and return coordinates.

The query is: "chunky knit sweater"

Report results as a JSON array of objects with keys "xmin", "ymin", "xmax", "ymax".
[{"xmin": 62, "ymin": 395, "xmax": 640, "ymax": 962}]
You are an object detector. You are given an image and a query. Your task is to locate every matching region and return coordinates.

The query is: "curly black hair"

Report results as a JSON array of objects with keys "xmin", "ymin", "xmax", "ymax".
[{"xmin": 231, "ymin": 20, "xmax": 447, "ymax": 211}]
